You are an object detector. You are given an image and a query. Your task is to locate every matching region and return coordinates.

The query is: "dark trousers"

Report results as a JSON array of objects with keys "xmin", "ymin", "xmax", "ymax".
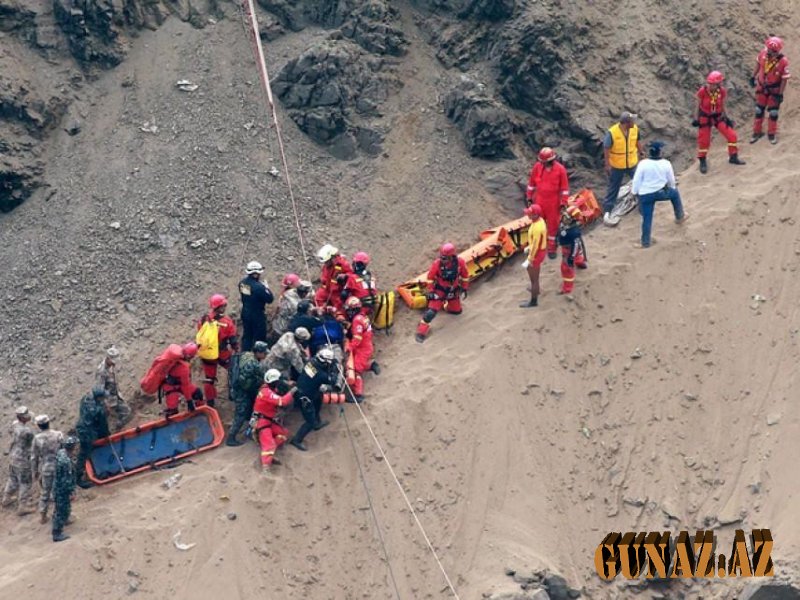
[
  {"xmin": 603, "ymin": 167, "xmax": 637, "ymax": 214},
  {"xmin": 52, "ymin": 491, "xmax": 71, "ymax": 535},
  {"xmin": 75, "ymin": 437, "xmax": 93, "ymax": 483},
  {"xmin": 638, "ymin": 187, "xmax": 684, "ymax": 246},
  {"xmin": 228, "ymin": 393, "xmax": 256, "ymax": 439},
  {"xmin": 292, "ymin": 395, "xmax": 322, "ymax": 444},
  {"xmin": 241, "ymin": 314, "xmax": 267, "ymax": 352}
]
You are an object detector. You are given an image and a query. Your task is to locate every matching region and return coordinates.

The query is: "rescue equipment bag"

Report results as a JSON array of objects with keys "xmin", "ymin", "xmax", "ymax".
[
  {"xmin": 196, "ymin": 319, "xmax": 220, "ymax": 361},
  {"xmin": 372, "ymin": 291, "xmax": 395, "ymax": 332},
  {"xmin": 140, "ymin": 344, "xmax": 184, "ymax": 395},
  {"xmin": 311, "ymin": 318, "xmax": 344, "ymax": 353}
]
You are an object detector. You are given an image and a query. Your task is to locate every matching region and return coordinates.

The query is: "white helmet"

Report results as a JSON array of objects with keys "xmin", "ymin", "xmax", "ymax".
[
  {"xmin": 317, "ymin": 347, "xmax": 335, "ymax": 363},
  {"xmin": 316, "ymin": 244, "xmax": 338, "ymax": 264},
  {"xmin": 246, "ymin": 261, "xmax": 264, "ymax": 275},
  {"xmin": 264, "ymin": 369, "xmax": 282, "ymax": 384}
]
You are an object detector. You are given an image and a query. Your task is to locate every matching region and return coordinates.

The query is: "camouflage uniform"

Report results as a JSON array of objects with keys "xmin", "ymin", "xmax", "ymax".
[
  {"xmin": 75, "ymin": 392, "xmax": 110, "ymax": 485},
  {"xmin": 2, "ymin": 420, "xmax": 35, "ymax": 513},
  {"xmin": 96, "ymin": 358, "xmax": 132, "ymax": 428},
  {"xmin": 31, "ymin": 429, "xmax": 63, "ymax": 518},
  {"xmin": 227, "ymin": 351, "xmax": 267, "ymax": 442},
  {"xmin": 264, "ymin": 331, "xmax": 307, "ymax": 379},
  {"xmin": 52, "ymin": 448, "xmax": 76, "ymax": 538},
  {"xmin": 272, "ymin": 289, "xmax": 302, "ymax": 337}
]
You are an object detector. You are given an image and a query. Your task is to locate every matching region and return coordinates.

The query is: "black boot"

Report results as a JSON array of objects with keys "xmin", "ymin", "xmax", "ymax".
[
  {"xmin": 750, "ymin": 132, "xmax": 764, "ymax": 144},
  {"xmin": 768, "ymin": 134, "xmax": 777, "ymax": 145},
  {"xmin": 370, "ymin": 362, "xmax": 381, "ymax": 375},
  {"xmin": 314, "ymin": 420, "xmax": 330, "ymax": 431},
  {"xmin": 77, "ymin": 479, "xmax": 93, "ymax": 489},
  {"xmin": 290, "ymin": 439, "xmax": 307, "ymax": 452},
  {"xmin": 226, "ymin": 434, "xmax": 243, "ymax": 447},
  {"xmin": 699, "ymin": 157, "xmax": 708, "ymax": 174},
  {"xmin": 519, "ymin": 297, "xmax": 538, "ymax": 308},
  {"xmin": 729, "ymin": 154, "xmax": 746, "ymax": 165},
  {"xmin": 53, "ymin": 531, "xmax": 70, "ymax": 542}
]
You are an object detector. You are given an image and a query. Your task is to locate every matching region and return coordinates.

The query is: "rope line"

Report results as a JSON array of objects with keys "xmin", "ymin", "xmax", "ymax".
[{"xmin": 239, "ymin": 2, "xmax": 461, "ymax": 598}]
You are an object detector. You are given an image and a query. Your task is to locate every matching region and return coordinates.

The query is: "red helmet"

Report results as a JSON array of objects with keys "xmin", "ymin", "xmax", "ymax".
[
  {"xmin": 538, "ymin": 147, "xmax": 556, "ymax": 162},
  {"xmin": 282, "ymin": 273, "xmax": 300, "ymax": 288},
  {"xmin": 209, "ymin": 294, "xmax": 227, "ymax": 309},
  {"xmin": 524, "ymin": 204, "xmax": 543, "ymax": 219},
  {"xmin": 706, "ymin": 70, "xmax": 724, "ymax": 85},
  {"xmin": 352, "ymin": 251, "xmax": 370, "ymax": 265},
  {"xmin": 766, "ymin": 36, "xmax": 784, "ymax": 53},
  {"xmin": 182, "ymin": 342, "xmax": 198, "ymax": 358},
  {"xmin": 440, "ymin": 242, "xmax": 456, "ymax": 256},
  {"xmin": 345, "ymin": 296, "xmax": 362, "ymax": 311}
]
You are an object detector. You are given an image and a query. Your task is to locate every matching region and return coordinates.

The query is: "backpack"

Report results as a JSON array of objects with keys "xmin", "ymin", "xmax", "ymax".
[
  {"xmin": 140, "ymin": 344, "xmax": 184, "ymax": 395},
  {"xmin": 372, "ymin": 291, "xmax": 396, "ymax": 333},
  {"xmin": 196, "ymin": 318, "xmax": 220, "ymax": 361}
]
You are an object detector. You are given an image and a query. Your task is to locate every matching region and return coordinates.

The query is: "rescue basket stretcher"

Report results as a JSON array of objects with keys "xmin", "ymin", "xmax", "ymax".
[
  {"xmin": 396, "ymin": 189, "xmax": 601, "ymax": 309},
  {"xmin": 85, "ymin": 406, "xmax": 225, "ymax": 485}
]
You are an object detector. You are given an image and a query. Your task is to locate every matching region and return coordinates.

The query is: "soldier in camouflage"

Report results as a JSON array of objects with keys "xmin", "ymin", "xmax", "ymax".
[
  {"xmin": 96, "ymin": 346, "xmax": 132, "ymax": 429},
  {"xmin": 74, "ymin": 386, "xmax": 110, "ymax": 488},
  {"xmin": 31, "ymin": 415, "xmax": 64, "ymax": 523},
  {"xmin": 272, "ymin": 279, "xmax": 313, "ymax": 338},
  {"xmin": 2, "ymin": 406, "xmax": 35, "ymax": 516},
  {"xmin": 264, "ymin": 327, "xmax": 311, "ymax": 380},
  {"xmin": 52, "ymin": 436, "xmax": 77, "ymax": 542},
  {"xmin": 226, "ymin": 341, "xmax": 269, "ymax": 446}
]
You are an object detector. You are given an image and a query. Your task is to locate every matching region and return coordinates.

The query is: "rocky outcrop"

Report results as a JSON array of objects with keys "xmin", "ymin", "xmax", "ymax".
[{"xmin": 444, "ymin": 77, "xmax": 514, "ymax": 159}]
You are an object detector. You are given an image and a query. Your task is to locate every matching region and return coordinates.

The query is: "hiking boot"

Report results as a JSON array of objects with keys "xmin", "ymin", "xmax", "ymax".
[
  {"xmin": 676, "ymin": 213, "xmax": 690, "ymax": 225},
  {"xmin": 270, "ymin": 457, "xmax": 282, "ymax": 466},
  {"xmin": 519, "ymin": 298, "xmax": 538, "ymax": 308},
  {"xmin": 77, "ymin": 479, "xmax": 93, "ymax": 489},
  {"xmin": 370, "ymin": 362, "xmax": 381, "ymax": 375},
  {"xmin": 576, "ymin": 262, "xmax": 588, "ymax": 270},
  {"xmin": 225, "ymin": 436, "xmax": 244, "ymax": 447},
  {"xmin": 314, "ymin": 420, "xmax": 330, "ymax": 431},
  {"xmin": 346, "ymin": 395, "xmax": 364, "ymax": 404},
  {"xmin": 699, "ymin": 157, "xmax": 708, "ymax": 174},
  {"xmin": 415, "ymin": 333, "xmax": 426, "ymax": 343},
  {"xmin": 768, "ymin": 134, "xmax": 777, "ymax": 145},
  {"xmin": 603, "ymin": 212, "xmax": 618, "ymax": 227},
  {"xmin": 729, "ymin": 154, "xmax": 746, "ymax": 165},
  {"xmin": 290, "ymin": 439, "xmax": 307, "ymax": 452},
  {"xmin": 750, "ymin": 132, "xmax": 764, "ymax": 144},
  {"xmin": 206, "ymin": 399, "xmax": 216, "ymax": 408},
  {"xmin": 52, "ymin": 532, "xmax": 70, "ymax": 543}
]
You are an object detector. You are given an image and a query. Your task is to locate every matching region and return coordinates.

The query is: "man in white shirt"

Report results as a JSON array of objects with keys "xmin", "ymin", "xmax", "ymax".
[{"xmin": 631, "ymin": 141, "xmax": 689, "ymax": 248}]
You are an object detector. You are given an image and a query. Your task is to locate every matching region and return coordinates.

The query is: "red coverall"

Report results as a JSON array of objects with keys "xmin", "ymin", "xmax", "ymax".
[
  {"xmin": 696, "ymin": 85, "xmax": 738, "ymax": 158},
  {"xmin": 345, "ymin": 313, "xmax": 374, "ymax": 395},
  {"xmin": 415, "ymin": 256, "xmax": 469, "ymax": 340},
  {"xmin": 526, "ymin": 161, "xmax": 570, "ymax": 255},
  {"xmin": 314, "ymin": 256, "xmax": 353, "ymax": 309},
  {"xmin": 162, "ymin": 360, "xmax": 199, "ymax": 413},
  {"xmin": 753, "ymin": 49, "xmax": 791, "ymax": 136},
  {"xmin": 197, "ymin": 313, "xmax": 238, "ymax": 405},
  {"xmin": 343, "ymin": 271, "xmax": 378, "ymax": 315},
  {"xmin": 252, "ymin": 385, "xmax": 293, "ymax": 467}
]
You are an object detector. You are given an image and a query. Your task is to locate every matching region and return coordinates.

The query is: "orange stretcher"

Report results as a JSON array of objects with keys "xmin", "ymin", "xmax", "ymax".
[
  {"xmin": 396, "ymin": 189, "xmax": 601, "ymax": 309},
  {"xmin": 85, "ymin": 406, "xmax": 225, "ymax": 485}
]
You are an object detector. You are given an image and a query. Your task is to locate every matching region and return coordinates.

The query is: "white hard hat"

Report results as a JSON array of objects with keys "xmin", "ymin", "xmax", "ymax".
[
  {"xmin": 298, "ymin": 280, "xmax": 312, "ymax": 291},
  {"xmin": 316, "ymin": 244, "xmax": 338, "ymax": 264},
  {"xmin": 107, "ymin": 346, "xmax": 120, "ymax": 358},
  {"xmin": 264, "ymin": 369, "xmax": 282, "ymax": 384},
  {"xmin": 317, "ymin": 347, "xmax": 335, "ymax": 363},
  {"xmin": 246, "ymin": 260, "xmax": 264, "ymax": 274},
  {"xmin": 15, "ymin": 406, "xmax": 29, "ymax": 416},
  {"xmin": 34, "ymin": 414, "xmax": 49, "ymax": 425},
  {"xmin": 294, "ymin": 327, "xmax": 311, "ymax": 341}
]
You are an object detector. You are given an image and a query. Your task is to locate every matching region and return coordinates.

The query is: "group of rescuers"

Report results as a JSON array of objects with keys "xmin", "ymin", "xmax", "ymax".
[{"xmin": 3, "ymin": 36, "xmax": 790, "ymax": 542}]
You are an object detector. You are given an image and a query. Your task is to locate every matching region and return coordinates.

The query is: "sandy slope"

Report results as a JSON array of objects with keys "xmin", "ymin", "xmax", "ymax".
[{"xmin": 2, "ymin": 4, "xmax": 800, "ymax": 600}]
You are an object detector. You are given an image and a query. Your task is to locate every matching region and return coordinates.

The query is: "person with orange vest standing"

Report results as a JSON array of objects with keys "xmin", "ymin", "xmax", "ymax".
[
  {"xmin": 343, "ymin": 297, "xmax": 380, "ymax": 402},
  {"xmin": 750, "ymin": 36, "xmax": 790, "ymax": 145},
  {"xmin": 197, "ymin": 294, "xmax": 239, "ymax": 407},
  {"xmin": 694, "ymin": 71, "xmax": 746, "ymax": 174},
  {"xmin": 162, "ymin": 343, "xmax": 203, "ymax": 417},
  {"xmin": 415, "ymin": 243, "xmax": 469, "ymax": 343},
  {"xmin": 251, "ymin": 369, "xmax": 294, "ymax": 473},
  {"xmin": 520, "ymin": 204, "xmax": 548, "ymax": 308},
  {"xmin": 602, "ymin": 111, "xmax": 644, "ymax": 226},
  {"xmin": 526, "ymin": 148, "xmax": 570, "ymax": 258}
]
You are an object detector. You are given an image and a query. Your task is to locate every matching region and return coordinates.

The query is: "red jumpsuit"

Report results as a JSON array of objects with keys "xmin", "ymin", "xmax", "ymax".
[
  {"xmin": 345, "ymin": 313, "xmax": 374, "ymax": 396},
  {"xmin": 252, "ymin": 385, "xmax": 293, "ymax": 467},
  {"xmin": 696, "ymin": 85, "xmax": 738, "ymax": 158},
  {"xmin": 415, "ymin": 255, "xmax": 469, "ymax": 340},
  {"xmin": 314, "ymin": 256, "xmax": 353, "ymax": 309},
  {"xmin": 162, "ymin": 360, "xmax": 199, "ymax": 413},
  {"xmin": 197, "ymin": 313, "xmax": 238, "ymax": 405},
  {"xmin": 526, "ymin": 161, "xmax": 570, "ymax": 255},
  {"xmin": 343, "ymin": 271, "xmax": 377, "ymax": 314},
  {"xmin": 753, "ymin": 49, "xmax": 790, "ymax": 136}
]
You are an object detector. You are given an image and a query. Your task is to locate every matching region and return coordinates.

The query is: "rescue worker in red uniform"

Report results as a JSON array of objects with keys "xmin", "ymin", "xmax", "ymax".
[
  {"xmin": 557, "ymin": 206, "xmax": 588, "ymax": 295},
  {"xmin": 198, "ymin": 294, "xmax": 239, "ymax": 407},
  {"xmin": 750, "ymin": 36, "xmax": 790, "ymax": 145},
  {"xmin": 251, "ymin": 369, "xmax": 294, "ymax": 472},
  {"xmin": 694, "ymin": 71, "xmax": 746, "ymax": 174},
  {"xmin": 342, "ymin": 251, "xmax": 378, "ymax": 314},
  {"xmin": 343, "ymin": 297, "xmax": 380, "ymax": 402},
  {"xmin": 415, "ymin": 243, "xmax": 469, "ymax": 343},
  {"xmin": 314, "ymin": 244, "xmax": 353, "ymax": 311},
  {"xmin": 526, "ymin": 147, "xmax": 570, "ymax": 258},
  {"xmin": 162, "ymin": 343, "xmax": 204, "ymax": 417}
]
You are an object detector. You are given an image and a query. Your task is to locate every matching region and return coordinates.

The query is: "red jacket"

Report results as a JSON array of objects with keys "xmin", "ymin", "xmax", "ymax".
[
  {"xmin": 315, "ymin": 256, "xmax": 353, "ymax": 307},
  {"xmin": 163, "ymin": 360, "xmax": 198, "ymax": 399},
  {"xmin": 347, "ymin": 313, "xmax": 373, "ymax": 354},
  {"xmin": 344, "ymin": 271, "xmax": 377, "ymax": 302},
  {"xmin": 526, "ymin": 161, "xmax": 570, "ymax": 205},
  {"xmin": 755, "ymin": 49, "xmax": 790, "ymax": 93},
  {"xmin": 253, "ymin": 384, "xmax": 293, "ymax": 421},
  {"xmin": 428, "ymin": 256, "xmax": 469, "ymax": 291},
  {"xmin": 696, "ymin": 85, "xmax": 728, "ymax": 117},
  {"xmin": 198, "ymin": 313, "xmax": 238, "ymax": 360}
]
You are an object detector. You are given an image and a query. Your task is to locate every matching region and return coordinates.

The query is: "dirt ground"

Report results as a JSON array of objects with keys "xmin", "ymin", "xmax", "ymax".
[{"xmin": 1, "ymin": 1, "xmax": 800, "ymax": 599}]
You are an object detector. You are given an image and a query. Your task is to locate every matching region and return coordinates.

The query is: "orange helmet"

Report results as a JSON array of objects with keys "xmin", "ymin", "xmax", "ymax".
[
  {"xmin": 524, "ymin": 204, "xmax": 543, "ymax": 219},
  {"xmin": 538, "ymin": 147, "xmax": 556, "ymax": 162},
  {"xmin": 440, "ymin": 242, "xmax": 456, "ymax": 256},
  {"xmin": 345, "ymin": 296, "xmax": 362, "ymax": 311},
  {"xmin": 706, "ymin": 70, "xmax": 724, "ymax": 85},
  {"xmin": 766, "ymin": 36, "xmax": 784, "ymax": 53},
  {"xmin": 209, "ymin": 294, "xmax": 227, "ymax": 309},
  {"xmin": 182, "ymin": 342, "xmax": 198, "ymax": 358}
]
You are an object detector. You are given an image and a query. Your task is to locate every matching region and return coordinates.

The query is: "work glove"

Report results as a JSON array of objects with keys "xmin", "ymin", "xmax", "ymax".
[
  {"xmin": 773, "ymin": 93, "xmax": 784, "ymax": 104},
  {"xmin": 426, "ymin": 291, "xmax": 438, "ymax": 301},
  {"xmin": 460, "ymin": 288, "xmax": 468, "ymax": 299},
  {"xmin": 187, "ymin": 400, "xmax": 196, "ymax": 412},
  {"xmin": 749, "ymin": 76, "xmax": 757, "ymax": 88},
  {"xmin": 567, "ymin": 257, "xmax": 575, "ymax": 268},
  {"xmin": 724, "ymin": 116, "xmax": 735, "ymax": 127},
  {"xmin": 340, "ymin": 289, "xmax": 349, "ymax": 300},
  {"xmin": 691, "ymin": 119, "xmax": 700, "ymax": 128}
]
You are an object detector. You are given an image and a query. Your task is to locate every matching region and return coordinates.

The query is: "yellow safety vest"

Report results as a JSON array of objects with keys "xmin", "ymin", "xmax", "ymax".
[{"xmin": 608, "ymin": 123, "xmax": 639, "ymax": 170}]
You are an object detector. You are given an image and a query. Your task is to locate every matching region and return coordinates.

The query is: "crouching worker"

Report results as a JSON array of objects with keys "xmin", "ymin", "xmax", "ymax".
[
  {"xmin": 415, "ymin": 242, "xmax": 469, "ymax": 343},
  {"xmin": 250, "ymin": 369, "xmax": 294, "ymax": 473},
  {"xmin": 343, "ymin": 297, "xmax": 380, "ymax": 403}
]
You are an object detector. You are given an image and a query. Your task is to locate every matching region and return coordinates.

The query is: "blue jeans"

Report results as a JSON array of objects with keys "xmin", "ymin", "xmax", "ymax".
[
  {"xmin": 638, "ymin": 187, "xmax": 684, "ymax": 247},
  {"xmin": 603, "ymin": 167, "xmax": 637, "ymax": 214}
]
